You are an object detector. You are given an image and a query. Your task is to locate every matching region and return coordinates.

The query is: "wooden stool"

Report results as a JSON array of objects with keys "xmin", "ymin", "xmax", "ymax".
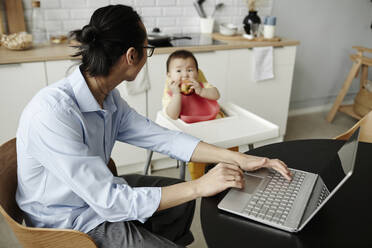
[{"xmin": 326, "ymin": 46, "xmax": 372, "ymax": 122}]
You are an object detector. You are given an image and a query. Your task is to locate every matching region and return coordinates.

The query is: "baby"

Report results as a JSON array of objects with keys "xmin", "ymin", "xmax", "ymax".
[
  {"xmin": 162, "ymin": 49, "xmax": 223, "ymax": 121},
  {"xmin": 162, "ymin": 50, "xmax": 237, "ymax": 179}
]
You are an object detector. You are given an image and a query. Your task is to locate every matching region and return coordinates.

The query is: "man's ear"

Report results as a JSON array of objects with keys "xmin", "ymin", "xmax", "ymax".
[{"xmin": 126, "ymin": 47, "xmax": 137, "ymax": 65}]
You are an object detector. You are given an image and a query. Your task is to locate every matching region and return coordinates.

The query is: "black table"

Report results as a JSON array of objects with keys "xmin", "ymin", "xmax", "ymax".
[{"xmin": 201, "ymin": 139, "xmax": 372, "ymax": 248}]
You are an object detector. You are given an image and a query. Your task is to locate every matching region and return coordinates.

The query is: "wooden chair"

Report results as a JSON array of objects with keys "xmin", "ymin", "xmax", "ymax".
[
  {"xmin": 327, "ymin": 46, "xmax": 372, "ymax": 122},
  {"xmin": 0, "ymin": 138, "xmax": 118, "ymax": 248},
  {"xmin": 334, "ymin": 111, "xmax": 372, "ymax": 143}
]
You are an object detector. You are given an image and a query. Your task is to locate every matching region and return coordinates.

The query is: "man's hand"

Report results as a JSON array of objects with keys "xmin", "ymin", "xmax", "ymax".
[
  {"xmin": 238, "ymin": 154, "xmax": 292, "ymax": 180},
  {"xmin": 194, "ymin": 163, "xmax": 244, "ymax": 198}
]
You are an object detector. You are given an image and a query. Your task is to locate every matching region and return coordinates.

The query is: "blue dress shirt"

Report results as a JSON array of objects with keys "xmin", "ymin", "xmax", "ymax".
[{"xmin": 16, "ymin": 67, "xmax": 200, "ymax": 233}]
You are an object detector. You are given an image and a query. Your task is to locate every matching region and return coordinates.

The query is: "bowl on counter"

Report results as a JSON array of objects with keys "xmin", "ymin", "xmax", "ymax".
[{"xmin": 219, "ymin": 23, "xmax": 238, "ymax": 36}]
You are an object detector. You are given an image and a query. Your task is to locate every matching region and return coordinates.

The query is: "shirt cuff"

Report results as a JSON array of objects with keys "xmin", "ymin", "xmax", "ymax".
[
  {"xmin": 137, "ymin": 186, "xmax": 162, "ymax": 223},
  {"xmin": 171, "ymin": 132, "xmax": 201, "ymax": 162}
]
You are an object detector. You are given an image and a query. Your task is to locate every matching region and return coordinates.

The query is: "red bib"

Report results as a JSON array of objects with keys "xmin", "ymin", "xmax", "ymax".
[{"xmin": 179, "ymin": 83, "xmax": 220, "ymax": 123}]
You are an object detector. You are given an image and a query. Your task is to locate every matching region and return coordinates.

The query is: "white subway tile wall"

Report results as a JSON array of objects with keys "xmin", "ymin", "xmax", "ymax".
[{"xmin": 21, "ymin": 0, "xmax": 272, "ymax": 38}]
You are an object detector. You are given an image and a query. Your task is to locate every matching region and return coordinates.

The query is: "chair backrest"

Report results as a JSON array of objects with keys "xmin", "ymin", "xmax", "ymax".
[
  {"xmin": 0, "ymin": 138, "xmax": 98, "ymax": 248},
  {"xmin": 334, "ymin": 111, "xmax": 372, "ymax": 143},
  {"xmin": 0, "ymin": 138, "xmax": 23, "ymax": 224}
]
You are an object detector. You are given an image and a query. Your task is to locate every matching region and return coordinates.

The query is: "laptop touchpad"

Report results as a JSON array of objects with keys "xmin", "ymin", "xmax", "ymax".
[{"xmin": 243, "ymin": 174, "xmax": 262, "ymax": 194}]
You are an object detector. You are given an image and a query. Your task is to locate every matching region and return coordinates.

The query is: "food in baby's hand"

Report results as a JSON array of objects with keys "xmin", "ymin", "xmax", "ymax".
[{"xmin": 180, "ymin": 80, "xmax": 194, "ymax": 95}]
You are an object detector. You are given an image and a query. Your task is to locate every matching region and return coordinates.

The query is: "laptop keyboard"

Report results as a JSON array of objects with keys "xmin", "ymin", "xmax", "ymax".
[
  {"xmin": 317, "ymin": 184, "xmax": 330, "ymax": 207},
  {"xmin": 242, "ymin": 169, "xmax": 306, "ymax": 225}
]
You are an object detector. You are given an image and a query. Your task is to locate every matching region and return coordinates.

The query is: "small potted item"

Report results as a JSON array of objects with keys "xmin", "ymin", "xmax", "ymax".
[{"xmin": 243, "ymin": 0, "xmax": 261, "ymax": 39}]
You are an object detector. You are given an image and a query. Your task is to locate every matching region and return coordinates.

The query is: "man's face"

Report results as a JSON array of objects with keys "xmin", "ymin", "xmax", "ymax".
[{"xmin": 167, "ymin": 57, "xmax": 198, "ymax": 82}]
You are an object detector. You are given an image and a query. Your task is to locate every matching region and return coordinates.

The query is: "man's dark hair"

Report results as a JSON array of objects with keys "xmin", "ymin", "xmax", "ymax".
[
  {"xmin": 166, "ymin": 50, "xmax": 199, "ymax": 73},
  {"xmin": 69, "ymin": 5, "xmax": 146, "ymax": 77}
]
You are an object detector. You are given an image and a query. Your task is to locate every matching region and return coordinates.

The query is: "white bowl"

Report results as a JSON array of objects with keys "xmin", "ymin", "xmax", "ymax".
[{"xmin": 219, "ymin": 23, "xmax": 238, "ymax": 36}]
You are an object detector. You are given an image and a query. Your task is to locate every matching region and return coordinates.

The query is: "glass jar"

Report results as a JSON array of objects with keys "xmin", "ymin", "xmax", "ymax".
[{"xmin": 31, "ymin": 1, "xmax": 47, "ymax": 44}]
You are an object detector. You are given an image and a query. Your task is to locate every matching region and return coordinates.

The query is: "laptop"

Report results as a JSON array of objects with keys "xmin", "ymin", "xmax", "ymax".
[{"xmin": 218, "ymin": 128, "xmax": 360, "ymax": 232}]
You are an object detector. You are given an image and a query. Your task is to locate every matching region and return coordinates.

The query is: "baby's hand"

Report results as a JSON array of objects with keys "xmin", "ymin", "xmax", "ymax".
[
  {"xmin": 186, "ymin": 78, "xmax": 203, "ymax": 96},
  {"xmin": 168, "ymin": 79, "xmax": 181, "ymax": 95}
]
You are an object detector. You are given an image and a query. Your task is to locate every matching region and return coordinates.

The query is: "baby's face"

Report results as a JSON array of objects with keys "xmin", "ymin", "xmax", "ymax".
[{"xmin": 167, "ymin": 57, "xmax": 198, "ymax": 82}]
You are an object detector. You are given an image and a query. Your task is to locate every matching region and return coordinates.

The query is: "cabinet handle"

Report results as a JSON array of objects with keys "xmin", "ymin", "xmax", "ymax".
[
  {"xmin": 247, "ymin": 46, "xmax": 284, "ymax": 50},
  {"xmin": 0, "ymin": 63, "xmax": 21, "ymax": 68}
]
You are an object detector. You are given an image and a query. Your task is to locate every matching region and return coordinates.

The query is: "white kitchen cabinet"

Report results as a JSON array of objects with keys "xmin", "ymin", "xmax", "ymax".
[
  {"xmin": 0, "ymin": 62, "xmax": 47, "ymax": 144},
  {"xmin": 45, "ymin": 60, "xmax": 79, "ymax": 84},
  {"xmin": 226, "ymin": 46, "xmax": 297, "ymax": 138}
]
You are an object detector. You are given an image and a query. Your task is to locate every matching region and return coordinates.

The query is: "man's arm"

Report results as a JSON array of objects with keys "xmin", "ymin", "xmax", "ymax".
[
  {"xmin": 190, "ymin": 142, "xmax": 292, "ymax": 180},
  {"xmin": 158, "ymin": 163, "xmax": 244, "ymax": 211}
]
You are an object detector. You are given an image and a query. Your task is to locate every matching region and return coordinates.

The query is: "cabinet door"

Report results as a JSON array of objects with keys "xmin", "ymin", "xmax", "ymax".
[
  {"xmin": 110, "ymin": 82, "xmax": 148, "ymax": 168},
  {"xmin": 193, "ymin": 50, "xmax": 229, "ymax": 104},
  {"xmin": 226, "ymin": 46, "xmax": 296, "ymax": 136},
  {"xmin": 45, "ymin": 60, "xmax": 79, "ymax": 85},
  {"xmin": 147, "ymin": 54, "xmax": 169, "ymax": 122},
  {"xmin": 0, "ymin": 62, "xmax": 47, "ymax": 144}
]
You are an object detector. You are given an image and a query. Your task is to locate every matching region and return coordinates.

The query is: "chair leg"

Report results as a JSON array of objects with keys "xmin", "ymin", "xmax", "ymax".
[
  {"xmin": 143, "ymin": 150, "xmax": 153, "ymax": 175},
  {"xmin": 326, "ymin": 59, "xmax": 362, "ymax": 122},
  {"xmin": 179, "ymin": 161, "xmax": 186, "ymax": 180}
]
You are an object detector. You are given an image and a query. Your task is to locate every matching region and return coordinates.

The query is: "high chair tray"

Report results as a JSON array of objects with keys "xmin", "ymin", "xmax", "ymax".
[{"xmin": 156, "ymin": 102, "xmax": 279, "ymax": 148}]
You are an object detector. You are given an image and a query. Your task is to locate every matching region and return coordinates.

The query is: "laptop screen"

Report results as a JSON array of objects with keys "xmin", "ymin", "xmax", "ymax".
[{"xmin": 319, "ymin": 128, "xmax": 359, "ymax": 193}]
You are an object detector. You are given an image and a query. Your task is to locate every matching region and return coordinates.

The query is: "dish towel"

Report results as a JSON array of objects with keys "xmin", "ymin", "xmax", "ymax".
[
  {"xmin": 124, "ymin": 61, "xmax": 151, "ymax": 95},
  {"xmin": 253, "ymin": 46, "xmax": 274, "ymax": 81}
]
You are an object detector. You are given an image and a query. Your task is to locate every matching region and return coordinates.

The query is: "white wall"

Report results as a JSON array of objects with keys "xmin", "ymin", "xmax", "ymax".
[
  {"xmin": 19, "ymin": 0, "xmax": 273, "ymax": 38},
  {"xmin": 272, "ymin": 0, "xmax": 372, "ymax": 110}
]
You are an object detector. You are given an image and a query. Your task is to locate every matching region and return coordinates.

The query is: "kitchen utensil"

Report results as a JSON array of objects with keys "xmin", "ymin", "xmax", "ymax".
[
  {"xmin": 219, "ymin": 23, "xmax": 238, "ymax": 36},
  {"xmin": 193, "ymin": 0, "xmax": 205, "ymax": 18},
  {"xmin": 4, "ymin": 0, "xmax": 26, "ymax": 34},
  {"xmin": 197, "ymin": 0, "xmax": 207, "ymax": 18},
  {"xmin": 148, "ymin": 34, "xmax": 191, "ymax": 47},
  {"xmin": 211, "ymin": 3, "xmax": 224, "ymax": 17}
]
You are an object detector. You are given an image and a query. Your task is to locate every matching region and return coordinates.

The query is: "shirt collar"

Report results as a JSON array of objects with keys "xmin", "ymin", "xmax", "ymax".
[{"xmin": 68, "ymin": 67, "xmax": 116, "ymax": 113}]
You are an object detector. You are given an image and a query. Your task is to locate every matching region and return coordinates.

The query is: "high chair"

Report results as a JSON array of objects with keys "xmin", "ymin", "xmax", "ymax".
[
  {"xmin": 144, "ymin": 69, "xmax": 280, "ymax": 179},
  {"xmin": 143, "ymin": 102, "xmax": 280, "ymax": 180}
]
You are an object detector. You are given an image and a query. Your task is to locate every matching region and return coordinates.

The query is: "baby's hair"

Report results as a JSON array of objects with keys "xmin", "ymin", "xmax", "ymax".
[{"xmin": 166, "ymin": 50, "xmax": 198, "ymax": 73}]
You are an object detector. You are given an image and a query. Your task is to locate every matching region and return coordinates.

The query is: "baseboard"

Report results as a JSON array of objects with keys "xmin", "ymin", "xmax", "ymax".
[{"xmin": 288, "ymin": 99, "xmax": 354, "ymax": 117}]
